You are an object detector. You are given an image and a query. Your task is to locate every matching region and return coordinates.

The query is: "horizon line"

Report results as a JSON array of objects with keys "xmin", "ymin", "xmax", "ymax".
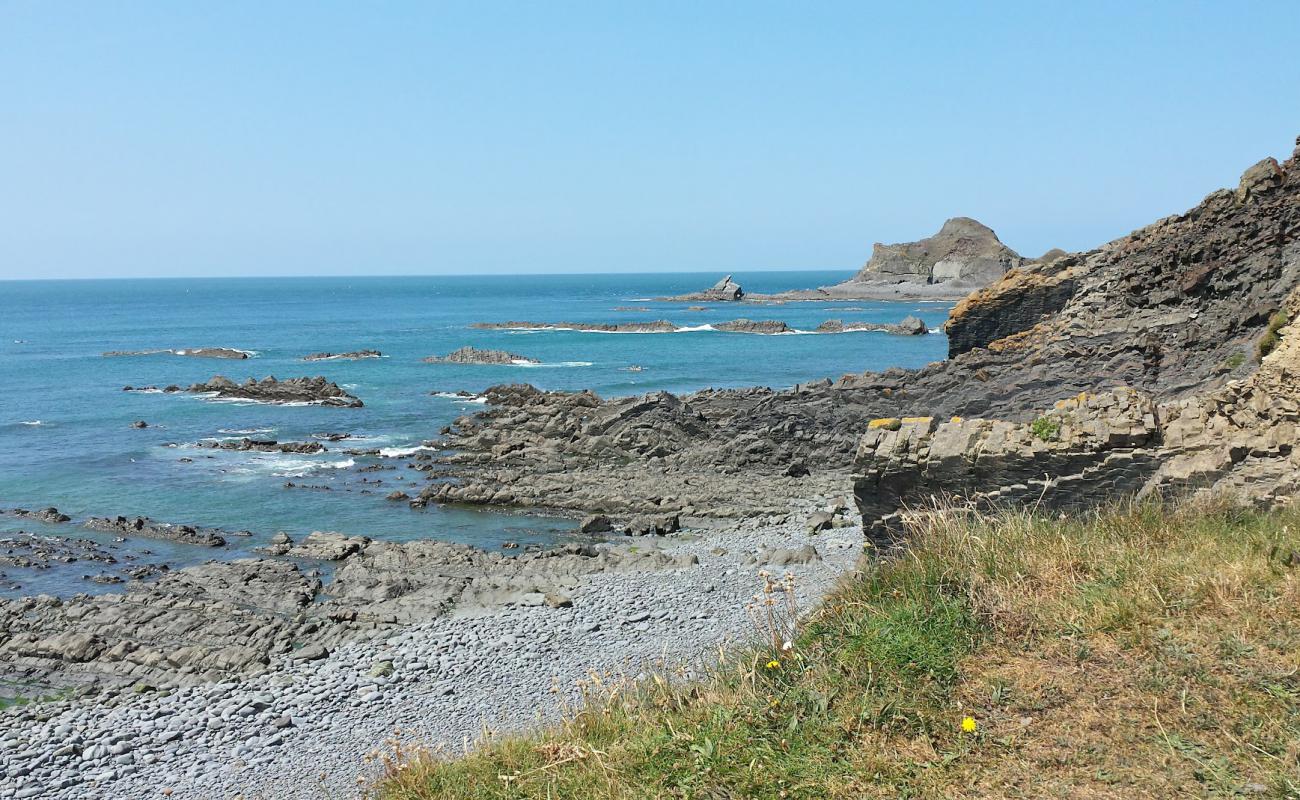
[{"xmin": 0, "ymin": 266, "xmax": 859, "ymax": 283}]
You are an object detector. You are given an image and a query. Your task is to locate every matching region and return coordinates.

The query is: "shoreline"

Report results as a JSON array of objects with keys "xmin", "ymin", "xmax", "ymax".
[{"xmin": 0, "ymin": 504, "xmax": 861, "ymax": 799}]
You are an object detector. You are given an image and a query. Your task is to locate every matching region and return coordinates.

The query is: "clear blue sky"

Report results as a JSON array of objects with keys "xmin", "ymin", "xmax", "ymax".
[{"xmin": 2, "ymin": 1, "xmax": 1297, "ymax": 279}]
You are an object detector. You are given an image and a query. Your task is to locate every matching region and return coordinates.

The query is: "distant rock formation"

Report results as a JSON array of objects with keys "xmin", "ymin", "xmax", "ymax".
[
  {"xmin": 424, "ymin": 346, "xmax": 539, "ymax": 365},
  {"xmin": 747, "ymin": 218, "xmax": 1024, "ymax": 302},
  {"xmin": 659, "ymin": 274, "xmax": 744, "ymax": 302},
  {"xmin": 851, "ymin": 217, "xmax": 1023, "ymax": 288}
]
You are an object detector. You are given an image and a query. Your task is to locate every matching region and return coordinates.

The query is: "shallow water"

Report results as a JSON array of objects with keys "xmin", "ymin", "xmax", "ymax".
[{"xmin": 0, "ymin": 272, "xmax": 951, "ymax": 595}]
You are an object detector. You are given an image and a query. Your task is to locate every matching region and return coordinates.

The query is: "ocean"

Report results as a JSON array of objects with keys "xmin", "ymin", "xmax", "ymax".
[{"xmin": 0, "ymin": 272, "xmax": 952, "ymax": 597}]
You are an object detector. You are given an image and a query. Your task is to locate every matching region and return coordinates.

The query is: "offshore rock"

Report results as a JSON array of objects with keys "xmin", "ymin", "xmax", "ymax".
[
  {"xmin": 195, "ymin": 438, "xmax": 326, "ymax": 454},
  {"xmin": 103, "ymin": 347, "xmax": 250, "ymax": 359},
  {"xmin": 302, "ymin": 349, "xmax": 383, "ymax": 361},
  {"xmin": 658, "ymin": 274, "xmax": 745, "ymax": 302},
  {"xmin": 471, "ymin": 320, "xmax": 678, "ymax": 333},
  {"xmin": 424, "ymin": 346, "xmax": 539, "ymax": 365},
  {"xmin": 83, "ymin": 516, "xmax": 230, "ymax": 547},
  {"xmin": 187, "ymin": 376, "xmax": 363, "ymax": 407}
]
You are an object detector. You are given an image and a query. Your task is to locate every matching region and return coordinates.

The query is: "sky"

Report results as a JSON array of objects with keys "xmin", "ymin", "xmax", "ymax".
[{"xmin": 1, "ymin": 1, "xmax": 1298, "ymax": 280}]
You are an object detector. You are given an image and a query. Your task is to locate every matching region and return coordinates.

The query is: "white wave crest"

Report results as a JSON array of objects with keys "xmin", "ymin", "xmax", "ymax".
[
  {"xmin": 511, "ymin": 361, "xmax": 594, "ymax": 368},
  {"xmin": 218, "ymin": 427, "xmax": 275, "ymax": 435},
  {"xmin": 378, "ymin": 445, "xmax": 434, "ymax": 458},
  {"xmin": 269, "ymin": 457, "xmax": 355, "ymax": 477},
  {"xmin": 432, "ymin": 392, "xmax": 488, "ymax": 404},
  {"xmin": 20, "ymin": 420, "xmax": 43, "ymax": 426}
]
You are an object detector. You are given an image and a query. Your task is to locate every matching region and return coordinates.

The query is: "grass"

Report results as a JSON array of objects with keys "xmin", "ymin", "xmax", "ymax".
[
  {"xmin": 1030, "ymin": 416, "xmax": 1061, "ymax": 442},
  {"xmin": 374, "ymin": 500, "xmax": 1300, "ymax": 799},
  {"xmin": 1259, "ymin": 311, "xmax": 1290, "ymax": 360}
]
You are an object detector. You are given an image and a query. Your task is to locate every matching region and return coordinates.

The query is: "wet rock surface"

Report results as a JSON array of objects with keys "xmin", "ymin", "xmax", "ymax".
[
  {"xmin": 423, "ymin": 346, "xmax": 540, "ymax": 365},
  {"xmin": 187, "ymin": 376, "xmax": 364, "ymax": 407}
]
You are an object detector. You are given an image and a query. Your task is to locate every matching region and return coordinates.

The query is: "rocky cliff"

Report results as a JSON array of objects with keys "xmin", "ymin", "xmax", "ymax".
[
  {"xmin": 855, "ymin": 143, "xmax": 1300, "ymax": 536},
  {"xmin": 421, "ymin": 138, "xmax": 1300, "ymax": 524}
]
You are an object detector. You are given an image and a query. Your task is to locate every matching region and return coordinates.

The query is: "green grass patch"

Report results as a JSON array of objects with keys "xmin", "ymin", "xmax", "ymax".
[
  {"xmin": 375, "ymin": 501, "xmax": 1300, "ymax": 799},
  {"xmin": 1257, "ymin": 310, "xmax": 1290, "ymax": 360}
]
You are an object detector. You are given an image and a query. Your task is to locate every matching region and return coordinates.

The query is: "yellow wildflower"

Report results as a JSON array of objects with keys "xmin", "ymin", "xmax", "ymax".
[
  {"xmin": 961, "ymin": 716, "xmax": 977, "ymax": 733},
  {"xmin": 765, "ymin": 660, "xmax": 781, "ymax": 670}
]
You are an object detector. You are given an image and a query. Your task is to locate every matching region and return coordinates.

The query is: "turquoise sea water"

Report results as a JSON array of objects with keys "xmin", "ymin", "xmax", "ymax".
[{"xmin": 0, "ymin": 272, "xmax": 951, "ymax": 596}]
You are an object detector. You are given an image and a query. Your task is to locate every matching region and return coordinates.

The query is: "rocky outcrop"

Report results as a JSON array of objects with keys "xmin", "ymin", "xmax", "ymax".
[
  {"xmin": 423, "ymin": 347, "xmax": 540, "ymax": 365},
  {"xmin": 302, "ymin": 350, "xmax": 382, "ymax": 361},
  {"xmin": 854, "ymin": 143, "xmax": 1300, "ymax": 535},
  {"xmin": 103, "ymin": 348, "xmax": 251, "ymax": 359},
  {"xmin": 471, "ymin": 321, "xmax": 678, "ymax": 333},
  {"xmin": 187, "ymin": 376, "xmax": 363, "ymax": 407},
  {"xmin": 420, "ymin": 138, "xmax": 1300, "ymax": 520},
  {"xmin": 850, "ymin": 217, "xmax": 1023, "ymax": 288},
  {"xmin": 943, "ymin": 258, "xmax": 1077, "ymax": 357},
  {"xmin": 83, "ymin": 516, "xmax": 232, "ymax": 547},
  {"xmin": 750, "ymin": 218, "xmax": 1022, "ymax": 301},
  {"xmin": 2, "ymin": 507, "xmax": 71, "ymax": 524},
  {"xmin": 713, "ymin": 319, "xmax": 791, "ymax": 334},
  {"xmin": 0, "ymin": 535, "xmax": 700, "ymax": 691},
  {"xmin": 815, "ymin": 316, "xmax": 928, "ymax": 335},
  {"xmin": 195, "ymin": 438, "xmax": 326, "ymax": 454},
  {"xmin": 658, "ymin": 274, "xmax": 745, "ymax": 302}
]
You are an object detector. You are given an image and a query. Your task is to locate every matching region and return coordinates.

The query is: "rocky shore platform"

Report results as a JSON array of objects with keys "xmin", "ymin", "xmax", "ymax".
[{"xmin": 0, "ymin": 508, "xmax": 859, "ymax": 799}]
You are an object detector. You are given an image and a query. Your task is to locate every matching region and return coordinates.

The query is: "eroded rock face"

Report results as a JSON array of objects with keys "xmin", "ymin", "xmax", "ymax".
[{"xmin": 187, "ymin": 376, "xmax": 363, "ymax": 408}]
